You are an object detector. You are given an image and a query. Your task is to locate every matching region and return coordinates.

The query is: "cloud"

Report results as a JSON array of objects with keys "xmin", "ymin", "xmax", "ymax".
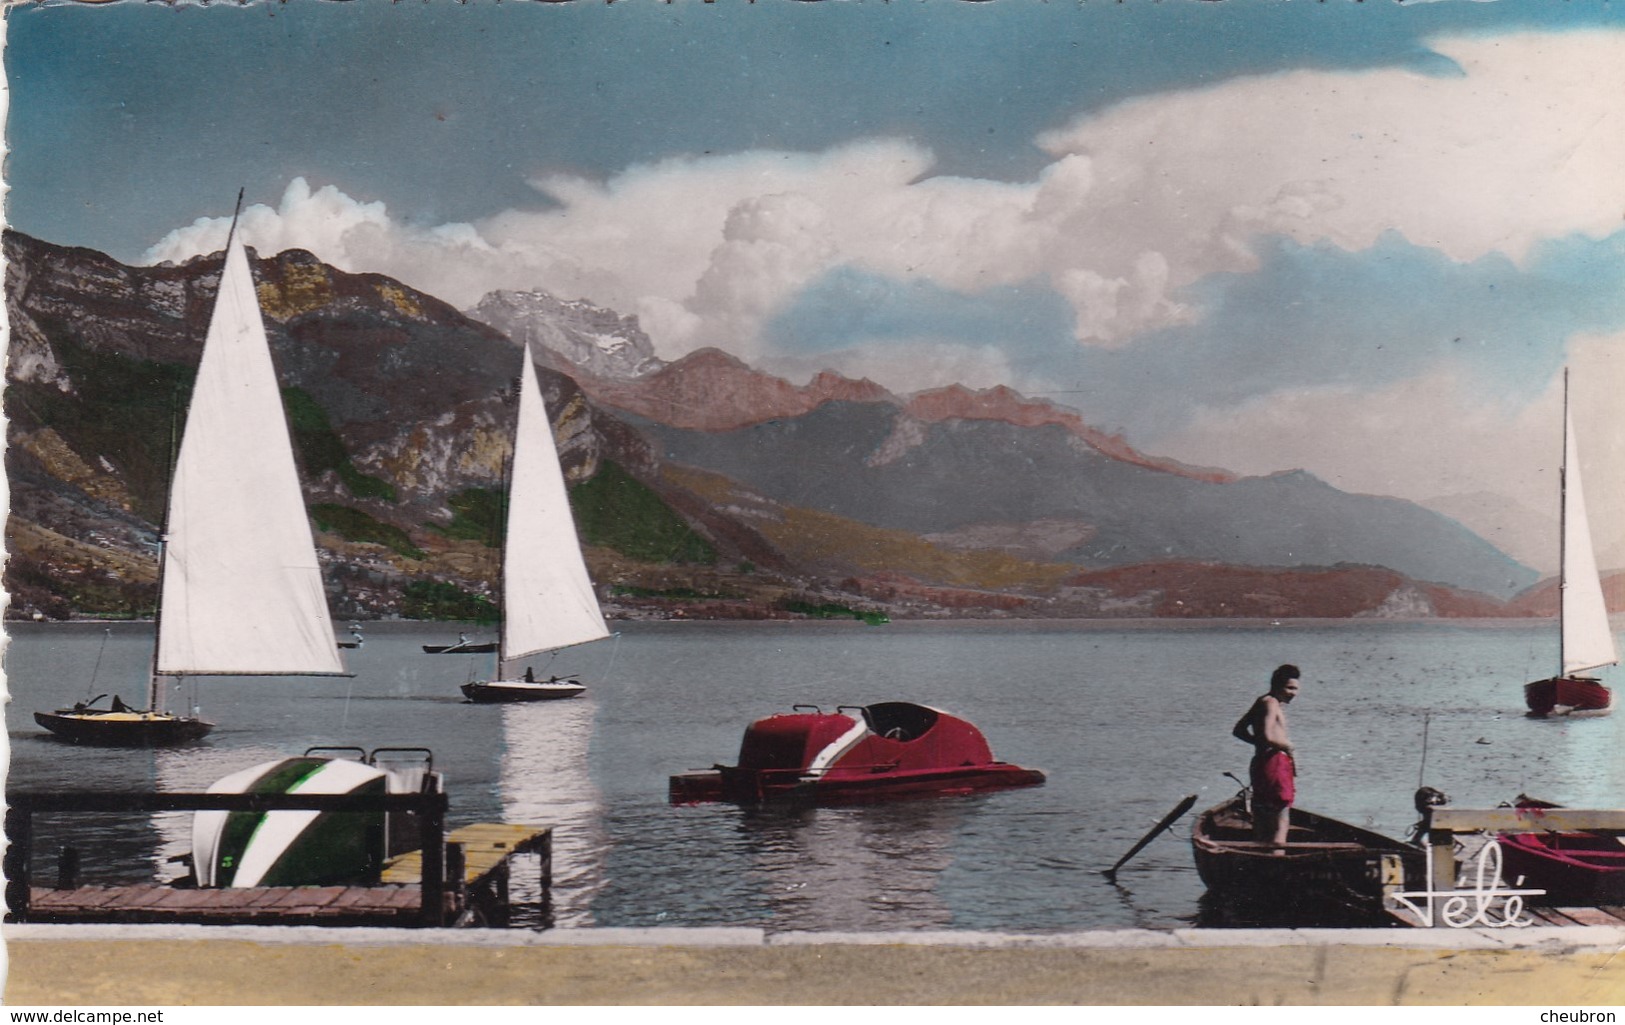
[
  {"xmin": 145, "ymin": 177, "xmax": 604, "ymax": 315},
  {"xmin": 145, "ymin": 30, "xmax": 1624, "ymax": 370},
  {"xmin": 1147, "ymin": 333, "xmax": 1625, "ymax": 574},
  {"xmin": 1030, "ymin": 30, "xmax": 1625, "ymax": 340}
]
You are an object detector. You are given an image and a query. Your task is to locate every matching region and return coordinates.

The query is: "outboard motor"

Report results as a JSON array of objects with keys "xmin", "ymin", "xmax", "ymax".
[{"xmin": 1409, "ymin": 786, "xmax": 1450, "ymax": 843}]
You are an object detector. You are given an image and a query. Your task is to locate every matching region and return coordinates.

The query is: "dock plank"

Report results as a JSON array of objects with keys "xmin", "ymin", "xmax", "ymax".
[
  {"xmin": 25, "ymin": 884, "xmax": 433, "ymax": 925},
  {"xmin": 1597, "ymin": 905, "xmax": 1625, "ymax": 924},
  {"xmin": 1551, "ymin": 906, "xmax": 1621, "ymax": 927},
  {"xmin": 1529, "ymin": 907, "xmax": 1584, "ymax": 926},
  {"xmin": 382, "ymin": 823, "xmax": 549, "ymax": 885}
]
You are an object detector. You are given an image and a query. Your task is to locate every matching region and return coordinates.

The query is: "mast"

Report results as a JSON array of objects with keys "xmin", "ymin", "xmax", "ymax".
[
  {"xmin": 149, "ymin": 191, "xmax": 249, "ymax": 713},
  {"xmin": 1559, "ymin": 367, "xmax": 1569, "ymax": 679},
  {"xmin": 495, "ymin": 438, "xmax": 513, "ymax": 681},
  {"xmin": 149, "ymin": 386, "xmax": 183, "ymax": 713}
]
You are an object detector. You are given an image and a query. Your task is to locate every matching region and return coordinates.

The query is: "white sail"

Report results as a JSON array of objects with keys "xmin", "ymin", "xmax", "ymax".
[
  {"xmin": 501, "ymin": 344, "xmax": 609, "ymax": 664},
  {"xmin": 156, "ymin": 234, "xmax": 345, "ymax": 677},
  {"xmin": 1561, "ymin": 402, "xmax": 1618, "ymax": 677}
]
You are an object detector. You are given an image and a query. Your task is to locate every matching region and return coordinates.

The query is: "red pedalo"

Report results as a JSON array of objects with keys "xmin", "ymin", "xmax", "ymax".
[{"xmin": 669, "ymin": 701, "xmax": 1045, "ymax": 806}]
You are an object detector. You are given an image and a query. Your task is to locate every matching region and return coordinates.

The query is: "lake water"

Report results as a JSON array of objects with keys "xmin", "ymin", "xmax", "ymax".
[{"xmin": 5, "ymin": 618, "xmax": 1623, "ymax": 932}]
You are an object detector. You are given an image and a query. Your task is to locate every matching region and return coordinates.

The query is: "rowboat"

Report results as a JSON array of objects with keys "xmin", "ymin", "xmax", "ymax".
[{"xmin": 1191, "ymin": 795, "xmax": 1421, "ymax": 925}]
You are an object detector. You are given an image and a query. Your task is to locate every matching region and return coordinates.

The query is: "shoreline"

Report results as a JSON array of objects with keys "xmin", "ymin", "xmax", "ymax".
[{"xmin": 3, "ymin": 615, "xmax": 1572, "ymax": 632}]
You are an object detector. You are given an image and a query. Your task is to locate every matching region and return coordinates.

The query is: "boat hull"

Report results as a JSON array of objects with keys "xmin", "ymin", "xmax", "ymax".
[
  {"xmin": 461, "ymin": 679, "xmax": 585, "ymax": 702},
  {"xmin": 671, "ymin": 762, "xmax": 1045, "ymax": 806},
  {"xmin": 669, "ymin": 701, "xmax": 1045, "ymax": 806},
  {"xmin": 1190, "ymin": 796, "xmax": 1421, "ymax": 926},
  {"xmin": 1496, "ymin": 831, "xmax": 1625, "ymax": 905},
  {"xmin": 34, "ymin": 710, "xmax": 215, "ymax": 747},
  {"xmin": 424, "ymin": 642, "xmax": 497, "ymax": 654},
  {"xmin": 1524, "ymin": 676, "xmax": 1613, "ymax": 717}
]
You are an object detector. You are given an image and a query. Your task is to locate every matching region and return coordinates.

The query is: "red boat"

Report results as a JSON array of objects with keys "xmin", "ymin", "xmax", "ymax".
[
  {"xmin": 1524, "ymin": 676, "xmax": 1613, "ymax": 717},
  {"xmin": 1497, "ymin": 796, "xmax": 1625, "ymax": 905},
  {"xmin": 669, "ymin": 702, "xmax": 1045, "ymax": 805}
]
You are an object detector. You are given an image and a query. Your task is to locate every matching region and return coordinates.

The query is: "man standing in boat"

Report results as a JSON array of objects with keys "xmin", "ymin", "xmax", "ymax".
[{"xmin": 1232, "ymin": 664, "xmax": 1300, "ymax": 849}]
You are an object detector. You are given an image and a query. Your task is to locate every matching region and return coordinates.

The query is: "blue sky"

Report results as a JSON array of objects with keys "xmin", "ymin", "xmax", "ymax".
[{"xmin": 7, "ymin": 0, "xmax": 1625, "ymax": 569}]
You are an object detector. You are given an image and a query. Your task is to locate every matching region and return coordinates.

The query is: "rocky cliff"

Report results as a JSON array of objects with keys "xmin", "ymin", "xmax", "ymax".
[{"xmin": 5, "ymin": 230, "xmax": 1551, "ymax": 623}]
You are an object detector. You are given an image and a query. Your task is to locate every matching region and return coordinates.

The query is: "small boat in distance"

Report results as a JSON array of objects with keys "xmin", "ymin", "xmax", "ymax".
[
  {"xmin": 669, "ymin": 701, "xmax": 1046, "ymax": 805},
  {"xmin": 423, "ymin": 633, "xmax": 498, "ymax": 655},
  {"xmin": 1496, "ymin": 795, "xmax": 1625, "ymax": 906},
  {"xmin": 1525, "ymin": 370, "xmax": 1616, "ymax": 717},
  {"xmin": 35, "ymin": 195, "xmax": 348, "ymax": 746},
  {"xmin": 1190, "ymin": 793, "xmax": 1421, "ymax": 926},
  {"xmin": 459, "ymin": 343, "xmax": 609, "ymax": 703}
]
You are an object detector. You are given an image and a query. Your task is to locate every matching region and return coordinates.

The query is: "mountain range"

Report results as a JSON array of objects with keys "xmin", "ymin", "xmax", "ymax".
[{"xmin": 5, "ymin": 231, "xmax": 1578, "ymax": 625}]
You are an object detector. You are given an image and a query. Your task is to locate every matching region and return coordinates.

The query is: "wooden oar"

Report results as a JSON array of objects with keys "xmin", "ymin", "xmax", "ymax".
[{"xmin": 1102, "ymin": 794, "xmax": 1198, "ymax": 882}]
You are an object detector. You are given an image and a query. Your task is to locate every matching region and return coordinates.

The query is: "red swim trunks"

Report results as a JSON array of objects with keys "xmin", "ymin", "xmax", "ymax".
[{"xmin": 1250, "ymin": 749, "xmax": 1295, "ymax": 810}]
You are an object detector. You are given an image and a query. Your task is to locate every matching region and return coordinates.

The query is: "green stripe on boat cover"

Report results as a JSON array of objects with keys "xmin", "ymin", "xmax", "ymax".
[{"xmin": 214, "ymin": 758, "xmax": 328, "ymax": 887}]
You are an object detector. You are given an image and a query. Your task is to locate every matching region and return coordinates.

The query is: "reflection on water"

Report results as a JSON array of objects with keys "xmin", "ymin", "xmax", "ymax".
[
  {"xmin": 738, "ymin": 799, "xmax": 960, "ymax": 932},
  {"xmin": 498, "ymin": 698, "xmax": 606, "ymax": 926}
]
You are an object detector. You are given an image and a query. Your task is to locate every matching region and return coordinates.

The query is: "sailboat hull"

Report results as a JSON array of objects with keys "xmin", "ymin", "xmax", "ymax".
[
  {"xmin": 1524, "ymin": 676, "xmax": 1613, "ymax": 717},
  {"xmin": 34, "ymin": 709, "xmax": 215, "ymax": 746},
  {"xmin": 461, "ymin": 679, "xmax": 586, "ymax": 703}
]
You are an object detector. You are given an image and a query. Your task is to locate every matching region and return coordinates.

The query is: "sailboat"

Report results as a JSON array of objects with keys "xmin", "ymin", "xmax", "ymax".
[
  {"xmin": 460, "ymin": 343, "xmax": 609, "ymax": 703},
  {"xmin": 1524, "ymin": 370, "xmax": 1617, "ymax": 717},
  {"xmin": 34, "ymin": 197, "xmax": 348, "ymax": 745}
]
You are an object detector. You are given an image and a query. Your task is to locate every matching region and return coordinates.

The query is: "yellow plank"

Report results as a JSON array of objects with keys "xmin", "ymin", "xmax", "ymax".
[
  {"xmin": 381, "ymin": 823, "xmax": 549, "ymax": 885},
  {"xmin": 1429, "ymin": 808, "xmax": 1625, "ymax": 832}
]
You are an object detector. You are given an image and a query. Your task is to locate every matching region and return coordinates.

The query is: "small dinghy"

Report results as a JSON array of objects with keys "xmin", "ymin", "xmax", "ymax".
[
  {"xmin": 669, "ymin": 701, "xmax": 1045, "ymax": 805},
  {"xmin": 423, "ymin": 634, "xmax": 498, "ymax": 655},
  {"xmin": 1191, "ymin": 794, "xmax": 1422, "ymax": 925}
]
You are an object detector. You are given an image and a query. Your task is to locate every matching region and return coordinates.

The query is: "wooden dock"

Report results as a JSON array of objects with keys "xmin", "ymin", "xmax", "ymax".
[
  {"xmin": 5, "ymin": 788, "xmax": 551, "ymax": 928},
  {"xmin": 23, "ymin": 882, "xmax": 434, "ymax": 926},
  {"xmin": 1387, "ymin": 804, "xmax": 1625, "ymax": 929}
]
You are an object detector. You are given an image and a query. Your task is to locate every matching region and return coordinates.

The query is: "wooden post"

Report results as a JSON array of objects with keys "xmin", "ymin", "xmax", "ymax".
[
  {"xmin": 56, "ymin": 847, "xmax": 81, "ymax": 890},
  {"xmin": 541, "ymin": 828, "xmax": 552, "ymax": 896},
  {"xmin": 446, "ymin": 842, "xmax": 466, "ymax": 904},
  {"xmin": 1426, "ymin": 824, "xmax": 1456, "ymax": 927},
  {"xmin": 5, "ymin": 804, "xmax": 33, "ymax": 922},
  {"xmin": 419, "ymin": 792, "xmax": 446, "ymax": 928}
]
